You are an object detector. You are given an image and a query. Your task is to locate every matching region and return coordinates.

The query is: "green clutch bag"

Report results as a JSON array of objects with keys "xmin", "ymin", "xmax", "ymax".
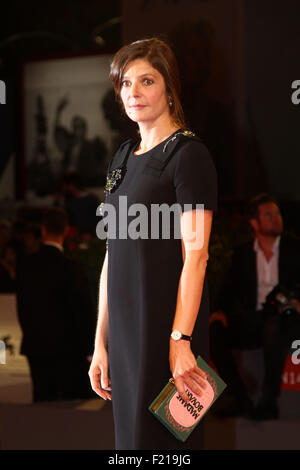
[{"xmin": 148, "ymin": 354, "xmax": 227, "ymax": 442}]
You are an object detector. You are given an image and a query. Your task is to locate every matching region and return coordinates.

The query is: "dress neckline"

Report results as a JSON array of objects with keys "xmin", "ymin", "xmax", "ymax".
[{"xmin": 132, "ymin": 128, "xmax": 184, "ymax": 157}]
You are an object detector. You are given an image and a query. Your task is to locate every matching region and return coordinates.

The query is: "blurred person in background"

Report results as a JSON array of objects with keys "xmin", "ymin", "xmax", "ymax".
[
  {"xmin": 55, "ymin": 170, "xmax": 100, "ymax": 235},
  {"xmin": 16, "ymin": 207, "xmax": 94, "ymax": 402},
  {"xmin": 54, "ymin": 96, "xmax": 107, "ymax": 187},
  {"xmin": 0, "ymin": 241, "xmax": 18, "ymax": 293},
  {"xmin": 23, "ymin": 223, "xmax": 42, "ymax": 255},
  {"xmin": 210, "ymin": 193, "xmax": 300, "ymax": 419}
]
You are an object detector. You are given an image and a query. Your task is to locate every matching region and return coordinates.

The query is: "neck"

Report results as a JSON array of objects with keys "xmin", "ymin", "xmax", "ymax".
[
  {"xmin": 43, "ymin": 235, "xmax": 64, "ymax": 247},
  {"xmin": 136, "ymin": 117, "xmax": 180, "ymax": 154},
  {"xmin": 256, "ymin": 233, "xmax": 279, "ymax": 252}
]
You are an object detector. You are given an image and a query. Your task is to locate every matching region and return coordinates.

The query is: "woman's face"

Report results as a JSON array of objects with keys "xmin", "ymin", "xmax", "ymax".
[{"xmin": 120, "ymin": 58, "xmax": 170, "ymax": 126}]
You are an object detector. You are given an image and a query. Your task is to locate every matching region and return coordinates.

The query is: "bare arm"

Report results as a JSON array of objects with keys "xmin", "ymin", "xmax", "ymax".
[
  {"xmin": 94, "ymin": 250, "xmax": 109, "ymax": 351},
  {"xmin": 88, "ymin": 250, "xmax": 111, "ymax": 400},
  {"xmin": 169, "ymin": 209, "xmax": 214, "ymax": 402}
]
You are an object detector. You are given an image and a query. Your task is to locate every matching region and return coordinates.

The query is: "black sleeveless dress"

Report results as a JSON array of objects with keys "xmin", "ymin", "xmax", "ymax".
[{"xmin": 101, "ymin": 129, "xmax": 218, "ymax": 450}]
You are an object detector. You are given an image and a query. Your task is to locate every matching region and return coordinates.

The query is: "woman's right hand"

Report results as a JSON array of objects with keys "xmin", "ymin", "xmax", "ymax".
[{"xmin": 88, "ymin": 346, "xmax": 112, "ymax": 401}]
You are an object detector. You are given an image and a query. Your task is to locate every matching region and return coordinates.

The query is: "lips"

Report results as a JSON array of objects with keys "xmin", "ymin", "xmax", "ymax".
[{"xmin": 129, "ymin": 105, "xmax": 145, "ymax": 109}]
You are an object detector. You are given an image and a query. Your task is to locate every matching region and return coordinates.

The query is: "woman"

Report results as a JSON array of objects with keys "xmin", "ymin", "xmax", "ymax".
[{"xmin": 88, "ymin": 38, "xmax": 218, "ymax": 450}]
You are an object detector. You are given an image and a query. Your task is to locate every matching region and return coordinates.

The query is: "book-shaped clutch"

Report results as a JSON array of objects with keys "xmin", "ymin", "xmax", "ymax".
[{"xmin": 148, "ymin": 354, "xmax": 227, "ymax": 442}]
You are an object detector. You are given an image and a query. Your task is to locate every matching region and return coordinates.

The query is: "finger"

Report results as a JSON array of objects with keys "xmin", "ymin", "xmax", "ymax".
[
  {"xmin": 90, "ymin": 372, "xmax": 111, "ymax": 400},
  {"xmin": 183, "ymin": 375, "xmax": 205, "ymax": 397},
  {"xmin": 105, "ymin": 378, "xmax": 112, "ymax": 393},
  {"xmin": 100, "ymin": 365, "xmax": 111, "ymax": 391},
  {"xmin": 189, "ymin": 371, "xmax": 207, "ymax": 390},
  {"xmin": 194, "ymin": 366, "xmax": 208, "ymax": 380},
  {"xmin": 174, "ymin": 377, "xmax": 191, "ymax": 402},
  {"xmin": 90, "ymin": 373, "xmax": 106, "ymax": 399},
  {"xmin": 100, "ymin": 365, "xmax": 112, "ymax": 399},
  {"xmin": 90, "ymin": 373, "xmax": 102, "ymax": 394},
  {"xmin": 94, "ymin": 384, "xmax": 112, "ymax": 401},
  {"xmin": 100, "ymin": 388, "xmax": 112, "ymax": 400}
]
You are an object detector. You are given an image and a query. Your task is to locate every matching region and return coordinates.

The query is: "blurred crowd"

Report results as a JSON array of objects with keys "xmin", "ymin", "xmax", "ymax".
[
  {"xmin": 1, "ymin": 186, "xmax": 300, "ymax": 412},
  {"xmin": 0, "ymin": 171, "xmax": 106, "ymax": 401},
  {"xmin": 0, "ymin": 170, "xmax": 105, "ymax": 295}
]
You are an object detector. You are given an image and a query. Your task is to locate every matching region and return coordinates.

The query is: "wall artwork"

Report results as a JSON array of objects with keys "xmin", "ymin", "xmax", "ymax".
[{"xmin": 22, "ymin": 53, "xmax": 117, "ymax": 201}]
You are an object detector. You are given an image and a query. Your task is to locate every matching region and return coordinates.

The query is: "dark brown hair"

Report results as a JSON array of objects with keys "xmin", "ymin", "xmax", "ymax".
[
  {"xmin": 246, "ymin": 193, "xmax": 279, "ymax": 222},
  {"xmin": 42, "ymin": 207, "xmax": 68, "ymax": 236},
  {"xmin": 109, "ymin": 37, "xmax": 186, "ymax": 129}
]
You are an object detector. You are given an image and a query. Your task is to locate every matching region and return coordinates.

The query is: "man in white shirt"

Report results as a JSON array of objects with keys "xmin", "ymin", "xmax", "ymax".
[
  {"xmin": 254, "ymin": 234, "xmax": 280, "ymax": 311},
  {"xmin": 209, "ymin": 193, "xmax": 300, "ymax": 419}
]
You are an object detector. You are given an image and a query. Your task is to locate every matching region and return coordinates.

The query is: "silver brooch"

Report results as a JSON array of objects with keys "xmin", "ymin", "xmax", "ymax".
[
  {"xmin": 163, "ymin": 130, "xmax": 196, "ymax": 153},
  {"xmin": 104, "ymin": 166, "xmax": 127, "ymax": 194}
]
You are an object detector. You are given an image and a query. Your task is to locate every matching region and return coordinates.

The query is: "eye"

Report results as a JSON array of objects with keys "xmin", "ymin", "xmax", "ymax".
[
  {"xmin": 121, "ymin": 80, "xmax": 130, "ymax": 87},
  {"xmin": 143, "ymin": 78, "xmax": 153, "ymax": 86}
]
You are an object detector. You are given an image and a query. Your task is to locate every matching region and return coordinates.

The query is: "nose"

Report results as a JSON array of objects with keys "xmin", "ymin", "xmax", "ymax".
[{"xmin": 129, "ymin": 80, "xmax": 141, "ymax": 98}]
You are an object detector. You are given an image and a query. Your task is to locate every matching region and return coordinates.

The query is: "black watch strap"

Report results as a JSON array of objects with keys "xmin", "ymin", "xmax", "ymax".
[
  {"xmin": 181, "ymin": 333, "xmax": 192, "ymax": 341},
  {"xmin": 171, "ymin": 330, "xmax": 192, "ymax": 341}
]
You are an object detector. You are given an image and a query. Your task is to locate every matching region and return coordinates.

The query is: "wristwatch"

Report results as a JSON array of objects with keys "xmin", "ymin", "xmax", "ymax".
[{"xmin": 170, "ymin": 329, "xmax": 192, "ymax": 341}]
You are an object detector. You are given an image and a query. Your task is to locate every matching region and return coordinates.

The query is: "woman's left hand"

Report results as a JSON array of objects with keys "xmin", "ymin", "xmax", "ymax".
[{"xmin": 169, "ymin": 339, "xmax": 208, "ymax": 402}]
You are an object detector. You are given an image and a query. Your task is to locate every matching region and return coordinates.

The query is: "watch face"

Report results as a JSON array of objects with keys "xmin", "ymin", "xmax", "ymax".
[{"xmin": 172, "ymin": 330, "xmax": 181, "ymax": 340}]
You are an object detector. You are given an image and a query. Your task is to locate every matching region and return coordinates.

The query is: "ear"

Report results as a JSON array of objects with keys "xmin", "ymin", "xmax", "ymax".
[{"xmin": 249, "ymin": 217, "xmax": 258, "ymax": 232}]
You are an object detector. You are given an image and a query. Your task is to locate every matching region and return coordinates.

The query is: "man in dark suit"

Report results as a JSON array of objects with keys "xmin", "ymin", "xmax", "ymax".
[
  {"xmin": 210, "ymin": 193, "xmax": 300, "ymax": 419},
  {"xmin": 58, "ymin": 170, "xmax": 100, "ymax": 233},
  {"xmin": 16, "ymin": 207, "xmax": 95, "ymax": 402}
]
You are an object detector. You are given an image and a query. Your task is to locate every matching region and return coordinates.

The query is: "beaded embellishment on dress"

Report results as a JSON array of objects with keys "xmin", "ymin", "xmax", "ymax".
[
  {"xmin": 104, "ymin": 166, "xmax": 127, "ymax": 195},
  {"xmin": 162, "ymin": 130, "xmax": 196, "ymax": 153}
]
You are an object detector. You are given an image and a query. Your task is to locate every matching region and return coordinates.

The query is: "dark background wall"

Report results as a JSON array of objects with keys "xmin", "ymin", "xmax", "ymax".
[
  {"xmin": 245, "ymin": 0, "xmax": 300, "ymax": 200},
  {"xmin": 0, "ymin": 0, "xmax": 299, "ymax": 208},
  {"xmin": 122, "ymin": 0, "xmax": 300, "ymax": 202},
  {"xmin": 0, "ymin": 0, "xmax": 121, "ymax": 201}
]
